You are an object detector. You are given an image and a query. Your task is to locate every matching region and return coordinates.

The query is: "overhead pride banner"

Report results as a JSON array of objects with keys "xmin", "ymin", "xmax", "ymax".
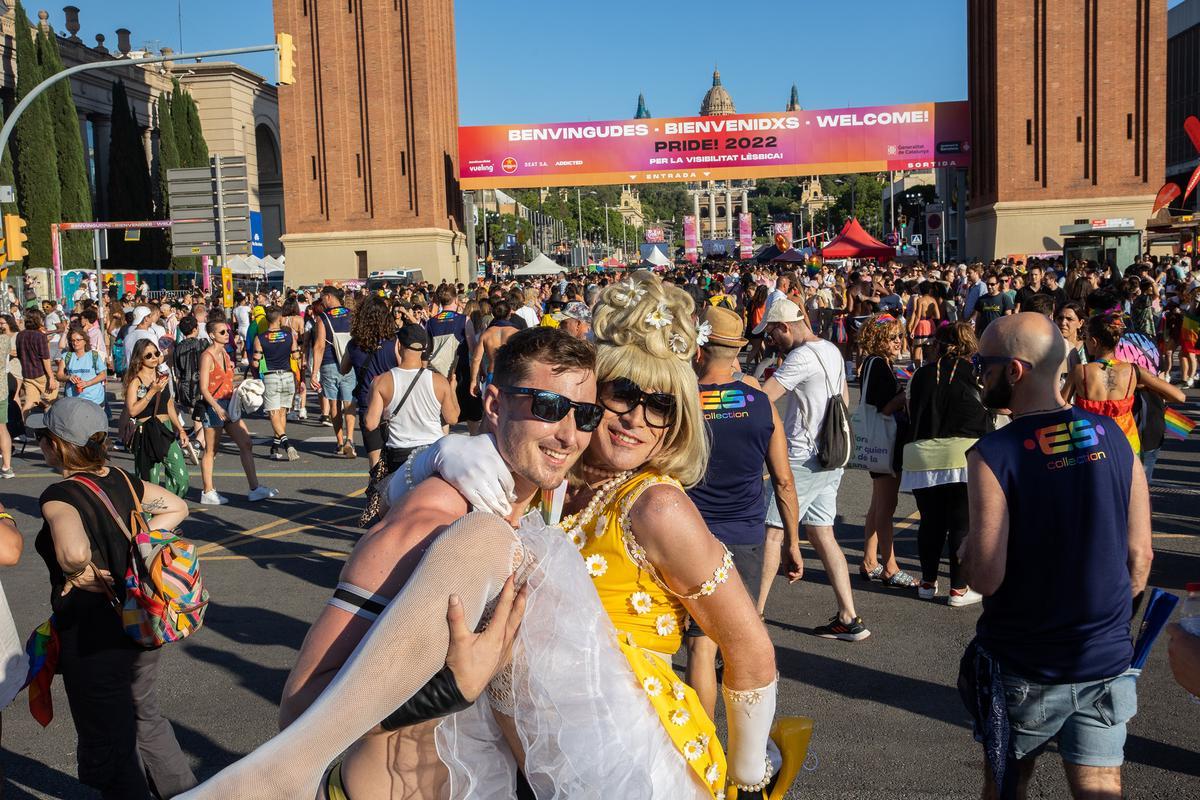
[{"xmin": 459, "ymin": 101, "xmax": 969, "ymax": 189}]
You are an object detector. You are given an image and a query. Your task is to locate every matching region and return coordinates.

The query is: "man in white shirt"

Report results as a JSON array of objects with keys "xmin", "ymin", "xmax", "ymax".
[
  {"xmin": 756, "ymin": 297, "xmax": 869, "ymax": 642},
  {"xmin": 764, "ymin": 273, "xmax": 791, "ymax": 317},
  {"xmin": 514, "ymin": 287, "xmax": 541, "ymax": 329},
  {"xmin": 123, "ymin": 306, "xmax": 159, "ymax": 360}
]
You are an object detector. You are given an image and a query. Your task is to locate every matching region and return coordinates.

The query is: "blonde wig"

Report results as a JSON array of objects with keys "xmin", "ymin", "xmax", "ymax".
[
  {"xmin": 858, "ymin": 313, "xmax": 906, "ymax": 359},
  {"xmin": 590, "ymin": 270, "xmax": 709, "ymax": 487}
]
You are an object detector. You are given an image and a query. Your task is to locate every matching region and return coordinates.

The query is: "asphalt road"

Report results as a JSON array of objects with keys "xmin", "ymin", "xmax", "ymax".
[{"xmin": 1, "ymin": 384, "xmax": 1198, "ymax": 799}]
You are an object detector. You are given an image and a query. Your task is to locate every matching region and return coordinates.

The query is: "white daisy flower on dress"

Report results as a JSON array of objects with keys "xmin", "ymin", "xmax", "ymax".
[
  {"xmin": 642, "ymin": 676, "xmax": 663, "ymax": 697},
  {"xmin": 654, "ymin": 613, "xmax": 677, "ymax": 637},
  {"xmin": 696, "ymin": 320, "xmax": 712, "ymax": 347},
  {"xmin": 672, "ymin": 681, "xmax": 687, "ymax": 701},
  {"xmin": 698, "ymin": 733, "xmax": 711, "ymax": 748},
  {"xmin": 570, "ymin": 530, "xmax": 587, "ymax": 550},
  {"xmin": 629, "ymin": 591, "xmax": 653, "ymax": 614},
  {"xmin": 683, "ymin": 740, "xmax": 704, "ymax": 761},
  {"xmin": 584, "ymin": 554, "xmax": 607, "ymax": 577},
  {"xmin": 705, "ymin": 763, "xmax": 721, "ymax": 785},
  {"xmin": 715, "ymin": 791, "xmax": 726, "ymax": 800},
  {"xmin": 670, "ymin": 708, "xmax": 690, "ymax": 726},
  {"xmin": 644, "ymin": 301, "xmax": 673, "ymax": 329}
]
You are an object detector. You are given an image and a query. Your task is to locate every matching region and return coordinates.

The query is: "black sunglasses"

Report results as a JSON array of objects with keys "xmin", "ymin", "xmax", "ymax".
[
  {"xmin": 971, "ymin": 354, "xmax": 1033, "ymax": 375},
  {"xmin": 599, "ymin": 378, "xmax": 676, "ymax": 429},
  {"xmin": 496, "ymin": 386, "xmax": 604, "ymax": 432}
]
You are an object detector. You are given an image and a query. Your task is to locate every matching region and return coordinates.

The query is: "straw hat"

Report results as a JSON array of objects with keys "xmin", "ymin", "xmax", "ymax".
[{"xmin": 699, "ymin": 305, "xmax": 748, "ymax": 348}]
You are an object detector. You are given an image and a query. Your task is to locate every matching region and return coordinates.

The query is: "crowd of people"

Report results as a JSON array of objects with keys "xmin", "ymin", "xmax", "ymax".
[{"xmin": 0, "ymin": 249, "xmax": 1197, "ymax": 799}]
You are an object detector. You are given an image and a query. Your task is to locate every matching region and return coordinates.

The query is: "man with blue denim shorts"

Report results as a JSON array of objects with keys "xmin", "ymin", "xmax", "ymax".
[
  {"xmin": 759, "ymin": 297, "xmax": 869, "ymax": 642},
  {"xmin": 309, "ymin": 286, "xmax": 358, "ymax": 458},
  {"xmin": 962, "ymin": 313, "xmax": 1153, "ymax": 799}
]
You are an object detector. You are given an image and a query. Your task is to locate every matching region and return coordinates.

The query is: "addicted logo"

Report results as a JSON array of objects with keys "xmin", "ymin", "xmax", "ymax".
[{"xmin": 1024, "ymin": 419, "xmax": 1108, "ymax": 470}]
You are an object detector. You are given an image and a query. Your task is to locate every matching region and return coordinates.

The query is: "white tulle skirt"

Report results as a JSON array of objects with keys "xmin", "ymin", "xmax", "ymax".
[{"xmin": 435, "ymin": 513, "xmax": 707, "ymax": 800}]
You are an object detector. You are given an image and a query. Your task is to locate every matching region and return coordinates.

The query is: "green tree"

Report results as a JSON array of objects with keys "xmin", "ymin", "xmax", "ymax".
[
  {"xmin": 37, "ymin": 25, "xmax": 93, "ymax": 269},
  {"xmin": 10, "ymin": 2, "xmax": 62, "ymax": 270},
  {"xmin": 170, "ymin": 80, "xmax": 195, "ymax": 166},
  {"xmin": 181, "ymin": 91, "xmax": 208, "ymax": 166},
  {"xmin": 155, "ymin": 92, "xmax": 191, "ymax": 269},
  {"xmin": 105, "ymin": 80, "xmax": 154, "ymax": 265}
]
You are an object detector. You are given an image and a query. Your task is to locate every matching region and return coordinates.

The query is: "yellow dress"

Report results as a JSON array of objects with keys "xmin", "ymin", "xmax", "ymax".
[{"xmin": 561, "ymin": 470, "xmax": 733, "ymax": 798}]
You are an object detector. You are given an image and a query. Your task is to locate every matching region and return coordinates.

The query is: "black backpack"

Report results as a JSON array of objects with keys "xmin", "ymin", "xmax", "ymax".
[
  {"xmin": 173, "ymin": 337, "xmax": 205, "ymax": 413},
  {"xmin": 808, "ymin": 343, "xmax": 852, "ymax": 469}
]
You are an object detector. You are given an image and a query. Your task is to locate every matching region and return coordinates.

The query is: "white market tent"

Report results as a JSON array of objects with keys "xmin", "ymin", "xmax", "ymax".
[
  {"xmin": 642, "ymin": 247, "xmax": 672, "ymax": 268},
  {"xmin": 514, "ymin": 253, "xmax": 564, "ymax": 276},
  {"xmin": 227, "ymin": 254, "xmax": 285, "ymax": 278}
]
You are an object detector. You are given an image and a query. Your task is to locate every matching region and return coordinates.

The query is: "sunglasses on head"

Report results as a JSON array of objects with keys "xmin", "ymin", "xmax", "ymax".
[
  {"xmin": 496, "ymin": 386, "xmax": 604, "ymax": 432},
  {"xmin": 599, "ymin": 378, "xmax": 676, "ymax": 429}
]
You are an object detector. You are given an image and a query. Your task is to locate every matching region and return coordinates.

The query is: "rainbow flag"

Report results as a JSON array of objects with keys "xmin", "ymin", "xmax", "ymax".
[
  {"xmin": 1182, "ymin": 310, "xmax": 1200, "ymax": 353},
  {"xmin": 893, "ymin": 365, "xmax": 913, "ymax": 381},
  {"xmin": 1164, "ymin": 407, "xmax": 1197, "ymax": 441},
  {"xmin": 23, "ymin": 617, "xmax": 59, "ymax": 727}
]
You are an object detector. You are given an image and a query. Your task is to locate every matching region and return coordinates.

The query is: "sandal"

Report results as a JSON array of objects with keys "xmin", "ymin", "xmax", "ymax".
[
  {"xmin": 859, "ymin": 564, "xmax": 883, "ymax": 581},
  {"xmin": 881, "ymin": 570, "xmax": 917, "ymax": 588}
]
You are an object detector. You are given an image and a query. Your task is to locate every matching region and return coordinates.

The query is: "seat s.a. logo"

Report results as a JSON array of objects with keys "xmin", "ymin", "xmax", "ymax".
[
  {"xmin": 700, "ymin": 389, "xmax": 755, "ymax": 421},
  {"xmin": 1024, "ymin": 419, "xmax": 1107, "ymax": 470}
]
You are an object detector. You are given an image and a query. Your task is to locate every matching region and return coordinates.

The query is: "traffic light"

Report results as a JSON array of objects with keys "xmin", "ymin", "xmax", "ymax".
[
  {"xmin": 276, "ymin": 32, "xmax": 296, "ymax": 86},
  {"xmin": 2, "ymin": 214, "xmax": 27, "ymax": 262}
]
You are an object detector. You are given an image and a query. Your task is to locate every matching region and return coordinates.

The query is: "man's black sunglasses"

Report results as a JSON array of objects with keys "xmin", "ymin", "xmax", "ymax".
[
  {"xmin": 496, "ymin": 386, "xmax": 604, "ymax": 432},
  {"xmin": 599, "ymin": 377, "xmax": 677, "ymax": 429}
]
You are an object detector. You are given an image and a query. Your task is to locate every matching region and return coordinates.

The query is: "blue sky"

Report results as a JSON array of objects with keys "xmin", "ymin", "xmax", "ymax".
[{"xmin": 63, "ymin": 0, "xmax": 1189, "ymax": 124}]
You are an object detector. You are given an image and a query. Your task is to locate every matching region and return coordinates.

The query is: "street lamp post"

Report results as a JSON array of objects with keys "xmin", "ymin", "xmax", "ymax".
[{"xmin": 604, "ymin": 204, "xmax": 611, "ymax": 258}]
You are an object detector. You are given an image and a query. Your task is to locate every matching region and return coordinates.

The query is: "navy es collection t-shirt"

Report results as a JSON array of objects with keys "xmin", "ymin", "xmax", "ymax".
[
  {"xmin": 687, "ymin": 380, "xmax": 774, "ymax": 546},
  {"xmin": 971, "ymin": 407, "xmax": 1135, "ymax": 684}
]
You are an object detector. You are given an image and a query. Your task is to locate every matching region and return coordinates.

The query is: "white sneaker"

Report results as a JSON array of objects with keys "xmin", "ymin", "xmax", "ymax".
[
  {"xmin": 200, "ymin": 490, "xmax": 229, "ymax": 505},
  {"xmin": 0, "ymin": 467, "xmax": 14, "ymax": 479},
  {"xmin": 918, "ymin": 581, "xmax": 938, "ymax": 600},
  {"xmin": 247, "ymin": 485, "xmax": 276, "ymax": 502},
  {"xmin": 286, "ymin": 445, "xmax": 300, "ymax": 461},
  {"xmin": 298, "ymin": 408, "xmax": 308, "ymax": 420},
  {"xmin": 948, "ymin": 587, "xmax": 983, "ymax": 607}
]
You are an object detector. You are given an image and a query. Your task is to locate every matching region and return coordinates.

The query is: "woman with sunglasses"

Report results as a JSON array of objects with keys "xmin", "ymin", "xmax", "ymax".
[
  {"xmin": 29, "ymin": 398, "xmax": 197, "ymax": 798},
  {"xmin": 122, "ymin": 338, "xmax": 191, "ymax": 498},
  {"xmin": 856, "ymin": 314, "xmax": 917, "ymax": 588},
  {"xmin": 403, "ymin": 273, "xmax": 803, "ymax": 797},
  {"xmin": 198, "ymin": 321, "xmax": 276, "ymax": 505}
]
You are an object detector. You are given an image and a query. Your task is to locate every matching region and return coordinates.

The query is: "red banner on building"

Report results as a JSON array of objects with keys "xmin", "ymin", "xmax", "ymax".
[
  {"xmin": 459, "ymin": 101, "xmax": 970, "ymax": 189},
  {"xmin": 683, "ymin": 216, "xmax": 698, "ymax": 263},
  {"xmin": 738, "ymin": 213, "xmax": 753, "ymax": 259},
  {"xmin": 645, "ymin": 227, "xmax": 665, "ymax": 243}
]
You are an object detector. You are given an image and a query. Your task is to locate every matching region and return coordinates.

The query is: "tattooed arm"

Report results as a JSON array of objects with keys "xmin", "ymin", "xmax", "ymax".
[{"xmin": 140, "ymin": 481, "xmax": 189, "ymax": 530}]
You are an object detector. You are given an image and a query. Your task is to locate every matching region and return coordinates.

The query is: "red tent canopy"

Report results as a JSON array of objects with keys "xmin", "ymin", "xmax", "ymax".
[{"xmin": 821, "ymin": 218, "xmax": 895, "ymax": 261}]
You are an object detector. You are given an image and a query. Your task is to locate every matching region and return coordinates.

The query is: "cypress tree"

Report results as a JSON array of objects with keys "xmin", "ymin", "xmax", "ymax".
[
  {"xmin": 156, "ymin": 94, "xmax": 187, "ymax": 269},
  {"xmin": 11, "ymin": 2, "xmax": 62, "ymax": 270},
  {"xmin": 0, "ymin": 108, "xmax": 19, "ymax": 275},
  {"xmin": 170, "ymin": 81, "xmax": 195, "ymax": 166},
  {"xmin": 183, "ymin": 91, "xmax": 208, "ymax": 166},
  {"xmin": 37, "ymin": 26, "xmax": 93, "ymax": 269},
  {"xmin": 105, "ymin": 80, "xmax": 154, "ymax": 265}
]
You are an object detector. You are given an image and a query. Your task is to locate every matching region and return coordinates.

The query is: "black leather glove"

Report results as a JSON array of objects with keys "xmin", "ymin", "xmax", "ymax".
[{"xmin": 379, "ymin": 665, "xmax": 472, "ymax": 731}]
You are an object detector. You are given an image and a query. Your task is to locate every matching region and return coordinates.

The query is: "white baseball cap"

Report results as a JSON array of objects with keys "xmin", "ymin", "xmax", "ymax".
[{"xmin": 751, "ymin": 297, "xmax": 804, "ymax": 335}]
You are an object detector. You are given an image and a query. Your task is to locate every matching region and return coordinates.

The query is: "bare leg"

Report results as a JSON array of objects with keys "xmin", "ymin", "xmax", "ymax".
[
  {"xmin": 332, "ymin": 401, "xmax": 345, "ymax": 448},
  {"xmin": 201, "ymin": 427, "xmax": 219, "ymax": 493},
  {"xmin": 225, "ymin": 421, "xmax": 260, "ymax": 490},
  {"xmin": 874, "ymin": 475, "xmax": 902, "ymax": 577},
  {"xmin": 684, "ymin": 636, "xmax": 719, "ymax": 721},
  {"xmin": 343, "ymin": 407, "xmax": 358, "ymax": 448},
  {"xmin": 269, "ymin": 409, "xmax": 287, "ymax": 438},
  {"xmin": 982, "ymin": 757, "xmax": 1036, "ymax": 800},
  {"xmin": 805, "ymin": 524, "xmax": 858, "ymax": 622},
  {"xmin": 0, "ymin": 424, "xmax": 11, "ymax": 471},
  {"xmin": 1063, "ymin": 763, "xmax": 1122, "ymax": 800},
  {"xmin": 758, "ymin": 527, "xmax": 784, "ymax": 615},
  {"xmin": 862, "ymin": 490, "xmax": 879, "ymax": 573}
]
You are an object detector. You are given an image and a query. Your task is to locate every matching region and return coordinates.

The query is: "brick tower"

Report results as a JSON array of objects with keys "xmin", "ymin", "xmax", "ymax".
[
  {"xmin": 273, "ymin": 0, "xmax": 466, "ymax": 285},
  {"xmin": 967, "ymin": 0, "xmax": 1164, "ymax": 261}
]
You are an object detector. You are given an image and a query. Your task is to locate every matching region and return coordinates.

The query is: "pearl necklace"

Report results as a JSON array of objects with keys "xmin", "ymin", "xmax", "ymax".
[
  {"xmin": 561, "ymin": 470, "xmax": 633, "ymax": 542},
  {"xmin": 579, "ymin": 461, "xmax": 624, "ymax": 482}
]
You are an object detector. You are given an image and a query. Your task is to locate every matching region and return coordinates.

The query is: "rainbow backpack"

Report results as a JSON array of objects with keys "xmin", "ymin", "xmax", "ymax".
[{"xmin": 71, "ymin": 472, "xmax": 209, "ymax": 647}]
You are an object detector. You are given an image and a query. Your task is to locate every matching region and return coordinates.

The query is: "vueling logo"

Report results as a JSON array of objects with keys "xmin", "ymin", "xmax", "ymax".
[{"xmin": 1024, "ymin": 419, "xmax": 1108, "ymax": 469}]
